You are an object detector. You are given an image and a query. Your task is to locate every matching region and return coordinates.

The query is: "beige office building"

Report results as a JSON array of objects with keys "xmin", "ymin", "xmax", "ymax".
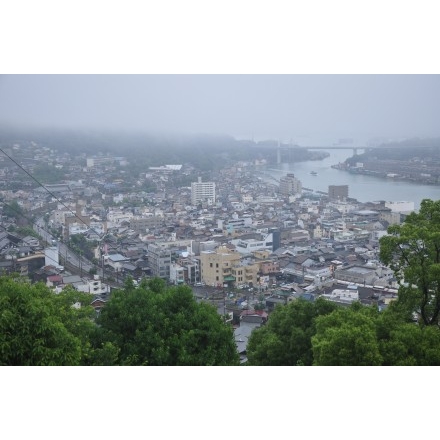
[
  {"xmin": 200, "ymin": 245, "xmax": 241, "ymax": 287},
  {"xmin": 231, "ymin": 262, "xmax": 260, "ymax": 288}
]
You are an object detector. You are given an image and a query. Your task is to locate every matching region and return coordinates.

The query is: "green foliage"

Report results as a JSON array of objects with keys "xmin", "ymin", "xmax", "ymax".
[
  {"xmin": 246, "ymin": 298, "xmax": 338, "ymax": 366},
  {"xmin": 95, "ymin": 279, "xmax": 239, "ymax": 365},
  {"xmin": 312, "ymin": 303, "xmax": 383, "ymax": 366},
  {"xmin": 380, "ymin": 199, "xmax": 440, "ymax": 325},
  {"xmin": 3, "ymin": 200, "xmax": 25, "ymax": 221},
  {"xmin": 312, "ymin": 301, "xmax": 440, "ymax": 366},
  {"xmin": 68, "ymin": 234, "xmax": 97, "ymax": 261},
  {"xmin": 89, "ymin": 267, "xmax": 97, "ymax": 276},
  {"xmin": 15, "ymin": 226, "xmax": 41, "ymax": 239},
  {"xmin": 248, "ymin": 296, "xmax": 440, "ymax": 365},
  {"xmin": 375, "ymin": 305, "xmax": 440, "ymax": 365},
  {"xmin": 0, "ymin": 277, "xmax": 94, "ymax": 365}
]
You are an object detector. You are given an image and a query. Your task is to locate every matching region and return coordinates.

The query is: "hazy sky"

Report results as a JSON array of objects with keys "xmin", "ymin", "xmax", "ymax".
[{"xmin": 0, "ymin": 75, "xmax": 439, "ymax": 144}]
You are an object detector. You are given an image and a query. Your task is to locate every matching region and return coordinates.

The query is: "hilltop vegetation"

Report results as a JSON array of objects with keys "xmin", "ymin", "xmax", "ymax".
[{"xmin": 0, "ymin": 125, "xmax": 325, "ymax": 171}]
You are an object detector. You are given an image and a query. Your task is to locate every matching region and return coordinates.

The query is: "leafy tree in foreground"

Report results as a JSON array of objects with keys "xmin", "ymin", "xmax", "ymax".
[
  {"xmin": 380, "ymin": 199, "xmax": 440, "ymax": 325},
  {"xmin": 312, "ymin": 303, "xmax": 383, "ymax": 366},
  {"xmin": 247, "ymin": 295, "xmax": 440, "ymax": 365},
  {"xmin": 312, "ymin": 301, "xmax": 440, "ymax": 366},
  {"xmin": 246, "ymin": 297, "xmax": 338, "ymax": 366},
  {"xmin": 0, "ymin": 276, "xmax": 95, "ymax": 366},
  {"xmin": 94, "ymin": 278, "xmax": 239, "ymax": 366},
  {"xmin": 375, "ymin": 302, "xmax": 440, "ymax": 365}
]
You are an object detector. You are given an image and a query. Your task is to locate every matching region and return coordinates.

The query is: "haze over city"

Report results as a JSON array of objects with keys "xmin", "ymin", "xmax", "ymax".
[
  {"xmin": 2, "ymin": 1, "xmax": 440, "ymax": 438},
  {"xmin": 1, "ymin": 75, "xmax": 439, "ymax": 144}
]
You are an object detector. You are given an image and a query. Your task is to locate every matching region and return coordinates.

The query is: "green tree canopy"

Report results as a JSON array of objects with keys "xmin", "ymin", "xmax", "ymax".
[
  {"xmin": 94, "ymin": 279, "xmax": 239, "ymax": 365},
  {"xmin": 312, "ymin": 303, "xmax": 383, "ymax": 366},
  {"xmin": 380, "ymin": 199, "xmax": 440, "ymax": 325},
  {"xmin": 2, "ymin": 200, "xmax": 25, "ymax": 222},
  {"xmin": 0, "ymin": 276, "xmax": 96, "ymax": 366},
  {"xmin": 246, "ymin": 297, "xmax": 338, "ymax": 366},
  {"xmin": 248, "ymin": 295, "xmax": 440, "ymax": 366},
  {"xmin": 312, "ymin": 301, "xmax": 440, "ymax": 366},
  {"xmin": 375, "ymin": 302, "xmax": 440, "ymax": 365}
]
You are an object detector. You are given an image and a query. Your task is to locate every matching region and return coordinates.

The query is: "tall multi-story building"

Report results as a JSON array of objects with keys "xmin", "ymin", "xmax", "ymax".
[
  {"xmin": 200, "ymin": 245, "xmax": 241, "ymax": 287},
  {"xmin": 279, "ymin": 173, "xmax": 302, "ymax": 196},
  {"xmin": 328, "ymin": 185, "xmax": 349, "ymax": 201},
  {"xmin": 147, "ymin": 243, "xmax": 172, "ymax": 279},
  {"xmin": 176, "ymin": 253, "xmax": 200, "ymax": 284},
  {"xmin": 231, "ymin": 262, "xmax": 260, "ymax": 288},
  {"xmin": 191, "ymin": 177, "xmax": 216, "ymax": 205}
]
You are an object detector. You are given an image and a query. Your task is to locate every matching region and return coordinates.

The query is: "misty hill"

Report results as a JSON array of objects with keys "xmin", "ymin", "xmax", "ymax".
[
  {"xmin": 0, "ymin": 125, "xmax": 321, "ymax": 171},
  {"xmin": 347, "ymin": 137, "xmax": 440, "ymax": 164}
]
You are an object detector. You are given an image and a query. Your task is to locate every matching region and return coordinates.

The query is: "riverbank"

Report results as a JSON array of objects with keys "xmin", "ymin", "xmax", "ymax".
[
  {"xmin": 260, "ymin": 149, "xmax": 440, "ymax": 211},
  {"xmin": 332, "ymin": 162, "xmax": 440, "ymax": 186}
]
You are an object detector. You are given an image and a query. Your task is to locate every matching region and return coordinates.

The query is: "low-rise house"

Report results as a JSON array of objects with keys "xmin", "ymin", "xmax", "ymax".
[{"xmin": 105, "ymin": 253, "xmax": 130, "ymax": 272}]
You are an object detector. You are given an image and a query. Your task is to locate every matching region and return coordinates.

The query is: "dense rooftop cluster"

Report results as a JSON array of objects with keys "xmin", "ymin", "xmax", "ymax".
[{"xmin": 0, "ymin": 139, "xmax": 418, "ymax": 361}]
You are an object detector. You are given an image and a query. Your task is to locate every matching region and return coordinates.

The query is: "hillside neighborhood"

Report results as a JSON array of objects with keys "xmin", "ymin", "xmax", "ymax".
[{"xmin": 0, "ymin": 141, "xmax": 415, "ymax": 361}]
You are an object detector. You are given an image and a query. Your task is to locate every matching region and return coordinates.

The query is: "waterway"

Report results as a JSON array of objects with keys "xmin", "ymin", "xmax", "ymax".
[{"xmin": 261, "ymin": 149, "xmax": 440, "ymax": 211}]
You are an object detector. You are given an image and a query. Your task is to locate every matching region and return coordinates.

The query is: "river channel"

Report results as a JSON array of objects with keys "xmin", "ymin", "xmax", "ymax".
[{"xmin": 260, "ymin": 149, "xmax": 440, "ymax": 212}]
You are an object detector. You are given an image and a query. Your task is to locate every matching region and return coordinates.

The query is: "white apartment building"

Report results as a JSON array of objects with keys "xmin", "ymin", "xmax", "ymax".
[
  {"xmin": 191, "ymin": 177, "xmax": 216, "ymax": 205},
  {"xmin": 231, "ymin": 233, "xmax": 274, "ymax": 255},
  {"xmin": 75, "ymin": 275, "xmax": 110, "ymax": 296},
  {"xmin": 170, "ymin": 263, "xmax": 185, "ymax": 285}
]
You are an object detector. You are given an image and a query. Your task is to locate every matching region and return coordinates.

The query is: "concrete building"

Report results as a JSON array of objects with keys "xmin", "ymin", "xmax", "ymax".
[
  {"xmin": 44, "ymin": 245, "xmax": 63, "ymax": 271},
  {"xmin": 200, "ymin": 245, "xmax": 241, "ymax": 287},
  {"xmin": 191, "ymin": 177, "xmax": 216, "ymax": 205},
  {"xmin": 176, "ymin": 253, "xmax": 200, "ymax": 284},
  {"xmin": 170, "ymin": 263, "xmax": 185, "ymax": 285},
  {"xmin": 147, "ymin": 243, "xmax": 172, "ymax": 279},
  {"xmin": 334, "ymin": 264, "xmax": 379, "ymax": 285},
  {"xmin": 260, "ymin": 260, "xmax": 280, "ymax": 276},
  {"xmin": 279, "ymin": 173, "xmax": 302, "ymax": 196},
  {"xmin": 221, "ymin": 213, "xmax": 253, "ymax": 233},
  {"xmin": 75, "ymin": 275, "xmax": 110, "ymax": 296},
  {"xmin": 328, "ymin": 185, "xmax": 349, "ymax": 201},
  {"xmin": 321, "ymin": 287, "xmax": 359, "ymax": 305},
  {"xmin": 232, "ymin": 232, "xmax": 274, "ymax": 255},
  {"xmin": 131, "ymin": 216, "xmax": 164, "ymax": 233},
  {"xmin": 63, "ymin": 204, "xmax": 90, "ymax": 240},
  {"xmin": 231, "ymin": 262, "xmax": 260, "ymax": 288}
]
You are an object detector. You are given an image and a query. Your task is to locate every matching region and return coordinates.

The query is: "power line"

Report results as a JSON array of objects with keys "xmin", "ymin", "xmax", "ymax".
[
  {"xmin": 0, "ymin": 199, "xmax": 118, "ymax": 283},
  {"xmin": 0, "ymin": 147, "xmax": 93, "ymax": 230},
  {"xmin": 0, "ymin": 148, "xmax": 143, "ymax": 285},
  {"xmin": 0, "ymin": 200, "xmax": 72, "ymax": 269},
  {"xmin": 0, "ymin": 147, "xmax": 120, "ymax": 254}
]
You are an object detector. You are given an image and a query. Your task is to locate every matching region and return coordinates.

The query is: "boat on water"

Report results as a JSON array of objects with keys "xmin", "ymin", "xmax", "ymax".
[{"xmin": 310, "ymin": 171, "xmax": 318, "ymax": 175}]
